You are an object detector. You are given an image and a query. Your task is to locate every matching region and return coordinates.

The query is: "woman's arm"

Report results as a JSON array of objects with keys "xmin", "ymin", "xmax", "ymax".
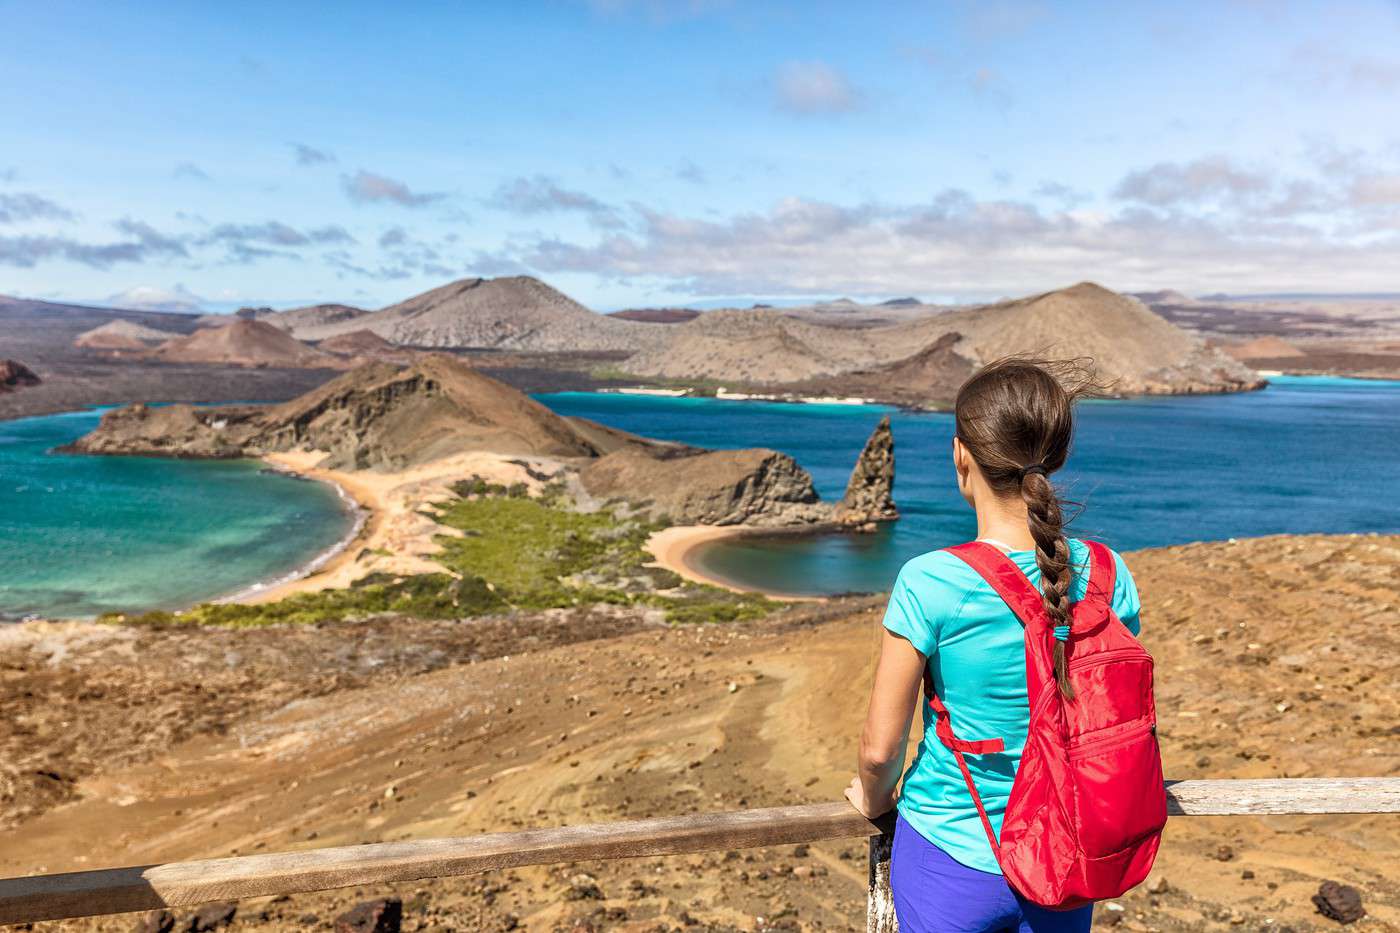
[{"xmin": 844, "ymin": 629, "xmax": 927, "ymax": 818}]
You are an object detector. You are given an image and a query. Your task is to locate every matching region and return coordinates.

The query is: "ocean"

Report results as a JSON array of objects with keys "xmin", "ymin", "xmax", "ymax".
[
  {"xmin": 538, "ymin": 376, "xmax": 1400, "ymax": 595},
  {"xmin": 0, "ymin": 407, "xmax": 354, "ymax": 620}
]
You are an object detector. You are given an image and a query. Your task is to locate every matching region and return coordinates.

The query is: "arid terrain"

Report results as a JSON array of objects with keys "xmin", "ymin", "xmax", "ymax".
[{"xmin": 0, "ymin": 534, "xmax": 1396, "ymax": 932}]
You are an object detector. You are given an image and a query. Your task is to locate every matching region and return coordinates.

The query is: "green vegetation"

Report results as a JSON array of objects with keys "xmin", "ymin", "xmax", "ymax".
[{"xmin": 108, "ymin": 482, "xmax": 776, "ymax": 628}]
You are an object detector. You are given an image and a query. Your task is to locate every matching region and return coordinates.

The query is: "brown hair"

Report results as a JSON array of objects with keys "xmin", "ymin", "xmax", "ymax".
[{"xmin": 953, "ymin": 358, "xmax": 1095, "ymax": 699}]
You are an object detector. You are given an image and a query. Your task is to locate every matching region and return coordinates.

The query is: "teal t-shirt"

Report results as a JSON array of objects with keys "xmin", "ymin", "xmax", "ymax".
[{"xmin": 882, "ymin": 538, "xmax": 1141, "ymax": 875}]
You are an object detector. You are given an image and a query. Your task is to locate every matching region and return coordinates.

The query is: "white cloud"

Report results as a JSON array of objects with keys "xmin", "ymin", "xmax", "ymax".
[
  {"xmin": 342, "ymin": 170, "xmax": 446, "ymax": 207},
  {"xmin": 774, "ymin": 61, "xmax": 861, "ymax": 115},
  {"xmin": 106, "ymin": 283, "xmax": 205, "ymax": 312}
]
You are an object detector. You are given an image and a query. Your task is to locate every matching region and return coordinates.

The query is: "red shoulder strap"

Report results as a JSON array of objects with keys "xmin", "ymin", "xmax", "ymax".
[
  {"xmin": 946, "ymin": 541, "xmax": 1050, "ymax": 631},
  {"xmin": 1083, "ymin": 539, "xmax": 1117, "ymax": 605}
]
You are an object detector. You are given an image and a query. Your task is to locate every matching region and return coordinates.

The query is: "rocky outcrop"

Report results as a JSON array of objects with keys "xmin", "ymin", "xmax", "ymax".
[
  {"xmin": 70, "ymin": 354, "xmax": 902, "ymax": 531},
  {"xmin": 69, "ymin": 356, "xmax": 611, "ymax": 469},
  {"xmin": 832, "ymin": 416, "xmax": 898, "ymax": 528},
  {"xmin": 581, "ymin": 447, "xmax": 827, "ymax": 526},
  {"xmin": 0, "ymin": 359, "xmax": 40, "ymax": 393},
  {"xmin": 65, "ymin": 402, "xmax": 265, "ymax": 458}
]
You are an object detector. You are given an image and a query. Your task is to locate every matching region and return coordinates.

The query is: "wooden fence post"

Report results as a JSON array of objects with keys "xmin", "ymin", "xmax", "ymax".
[{"xmin": 866, "ymin": 812, "xmax": 898, "ymax": 933}]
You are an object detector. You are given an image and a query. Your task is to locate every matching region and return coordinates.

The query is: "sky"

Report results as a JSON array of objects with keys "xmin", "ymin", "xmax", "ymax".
[{"xmin": 2, "ymin": 0, "xmax": 1399, "ymax": 313}]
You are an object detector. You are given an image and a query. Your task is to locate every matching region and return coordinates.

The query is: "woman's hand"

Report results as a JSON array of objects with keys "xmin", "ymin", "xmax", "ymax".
[{"xmin": 844, "ymin": 775, "xmax": 895, "ymax": 819}]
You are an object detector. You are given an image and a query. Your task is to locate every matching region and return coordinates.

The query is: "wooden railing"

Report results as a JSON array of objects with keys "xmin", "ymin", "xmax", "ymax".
[{"xmin": 1, "ymin": 779, "xmax": 1396, "ymax": 929}]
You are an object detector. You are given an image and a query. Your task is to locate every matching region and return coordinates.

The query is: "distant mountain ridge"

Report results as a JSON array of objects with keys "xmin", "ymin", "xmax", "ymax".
[
  {"xmin": 624, "ymin": 282, "xmax": 1261, "ymax": 399},
  {"xmin": 283, "ymin": 276, "xmax": 667, "ymax": 352}
]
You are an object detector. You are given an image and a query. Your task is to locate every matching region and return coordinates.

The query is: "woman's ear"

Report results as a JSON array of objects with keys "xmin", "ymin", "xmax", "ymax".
[{"xmin": 952, "ymin": 437, "xmax": 975, "ymax": 505}]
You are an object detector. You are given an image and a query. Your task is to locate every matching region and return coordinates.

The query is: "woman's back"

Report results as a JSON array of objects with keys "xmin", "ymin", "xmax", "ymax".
[{"xmin": 883, "ymin": 539, "xmax": 1141, "ymax": 874}]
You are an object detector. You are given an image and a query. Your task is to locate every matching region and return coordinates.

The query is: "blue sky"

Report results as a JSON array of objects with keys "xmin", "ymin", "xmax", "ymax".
[{"xmin": 2, "ymin": 0, "xmax": 1399, "ymax": 312}]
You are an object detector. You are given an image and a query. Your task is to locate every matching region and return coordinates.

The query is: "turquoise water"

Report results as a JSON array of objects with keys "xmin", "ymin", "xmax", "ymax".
[
  {"xmin": 538, "ymin": 377, "xmax": 1400, "ymax": 595},
  {"xmin": 0, "ymin": 408, "xmax": 354, "ymax": 620}
]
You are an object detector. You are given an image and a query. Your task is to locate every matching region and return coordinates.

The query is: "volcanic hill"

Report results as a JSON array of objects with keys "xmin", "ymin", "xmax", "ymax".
[
  {"xmin": 73, "ymin": 319, "xmax": 179, "ymax": 351},
  {"xmin": 150, "ymin": 319, "xmax": 343, "ymax": 369},
  {"xmin": 283, "ymin": 276, "xmax": 666, "ymax": 353},
  {"xmin": 626, "ymin": 282, "xmax": 1261, "ymax": 400}
]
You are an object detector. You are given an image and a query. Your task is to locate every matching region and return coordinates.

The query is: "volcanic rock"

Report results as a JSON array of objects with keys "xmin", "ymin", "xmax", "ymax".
[
  {"xmin": 334, "ymin": 897, "xmax": 402, "ymax": 933},
  {"xmin": 1313, "ymin": 881, "xmax": 1365, "ymax": 924},
  {"xmin": 581, "ymin": 446, "xmax": 826, "ymax": 526},
  {"xmin": 0, "ymin": 359, "xmax": 40, "ymax": 393},
  {"xmin": 832, "ymin": 416, "xmax": 898, "ymax": 527}
]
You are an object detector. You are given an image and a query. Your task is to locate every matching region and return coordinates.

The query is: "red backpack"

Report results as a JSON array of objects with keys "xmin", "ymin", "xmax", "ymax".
[{"xmin": 924, "ymin": 539, "xmax": 1166, "ymax": 909}]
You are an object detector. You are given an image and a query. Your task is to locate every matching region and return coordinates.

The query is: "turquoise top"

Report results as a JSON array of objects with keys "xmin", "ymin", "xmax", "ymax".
[{"xmin": 882, "ymin": 538, "xmax": 1141, "ymax": 874}]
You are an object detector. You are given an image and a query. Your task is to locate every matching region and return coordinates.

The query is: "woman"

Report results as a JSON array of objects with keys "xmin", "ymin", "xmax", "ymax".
[{"xmin": 845, "ymin": 359, "xmax": 1142, "ymax": 932}]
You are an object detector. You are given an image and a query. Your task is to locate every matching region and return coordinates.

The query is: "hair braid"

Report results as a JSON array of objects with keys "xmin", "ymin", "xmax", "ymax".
[{"xmin": 1021, "ymin": 471, "xmax": 1075, "ymax": 699}]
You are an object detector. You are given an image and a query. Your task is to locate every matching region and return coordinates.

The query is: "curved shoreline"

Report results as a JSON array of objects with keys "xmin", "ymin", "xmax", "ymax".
[
  {"xmin": 645, "ymin": 525, "xmax": 824, "ymax": 602},
  {"xmin": 215, "ymin": 460, "xmax": 370, "ymax": 605}
]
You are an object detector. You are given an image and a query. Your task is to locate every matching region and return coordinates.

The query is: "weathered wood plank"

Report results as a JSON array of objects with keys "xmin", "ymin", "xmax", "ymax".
[
  {"xmin": 0, "ymin": 802, "xmax": 878, "ymax": 924},
  {"xmin": 1, "ymin": 779, "xmax": 1396, "ymax": 925},
  {"xmin": 1164, "ymin": 778, "xmax": 1400, "ymax": 815}
]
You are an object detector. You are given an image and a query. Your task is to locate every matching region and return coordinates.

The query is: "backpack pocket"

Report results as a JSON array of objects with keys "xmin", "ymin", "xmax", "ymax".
[
  {"xmin": 1067, "ymin": 720, "xmax": 1166, "ymax": 858},
  {"xmin": 1065, "ymin": 650, "xmax": 1154, "ymax": 737}
]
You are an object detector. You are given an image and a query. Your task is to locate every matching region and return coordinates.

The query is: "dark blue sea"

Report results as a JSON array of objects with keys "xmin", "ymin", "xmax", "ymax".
[{"xmin": 538, "ymin": 376, "xmax": 1400, "ymax": 595}]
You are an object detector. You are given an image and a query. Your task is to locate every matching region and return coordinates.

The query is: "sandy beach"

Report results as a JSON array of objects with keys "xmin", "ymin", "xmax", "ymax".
[
  {"xmin": 646, "ymin": 524, "xmax": 822, "ymax": 601},
  {"xmin": 239, "ymin": 449, "xmax": 561, "ymax": 604}
]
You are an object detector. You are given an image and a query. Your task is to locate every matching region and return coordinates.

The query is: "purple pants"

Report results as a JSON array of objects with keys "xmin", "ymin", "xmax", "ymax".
[{"xmin": 890, "ymin": 815, "xmax": 1095, "ymax": 933}]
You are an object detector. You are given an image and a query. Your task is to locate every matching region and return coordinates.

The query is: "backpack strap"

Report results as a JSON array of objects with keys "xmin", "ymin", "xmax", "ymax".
[
  {"xmin": 1083, "ymin": 539, "xmax": 1117, "ymax": 606},
  {"xmin": 915, "ymin": 541, "xmax": 1058, "ymax": 864},
  {"xmin": 946, "ymin": 541, "xmax": 1052, "ymax": 632}
]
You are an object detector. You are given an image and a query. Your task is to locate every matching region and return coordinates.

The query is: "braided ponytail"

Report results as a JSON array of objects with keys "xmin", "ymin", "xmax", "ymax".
[
  {"xmin": 1021, "ymin": 470, "xmax": 1075, "ymax": 699},
  {"xmin": 953, "ymin": 357, "xmax": 1097, "ymax": 700}
]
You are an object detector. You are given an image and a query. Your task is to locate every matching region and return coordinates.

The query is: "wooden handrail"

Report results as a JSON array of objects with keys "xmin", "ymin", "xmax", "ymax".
[{"xmin": 1, "ymin": 778, "xmax": 1397, "ymax": 926}]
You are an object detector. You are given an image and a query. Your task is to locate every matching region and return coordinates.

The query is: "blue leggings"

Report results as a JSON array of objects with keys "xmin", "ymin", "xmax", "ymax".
[{"xmin": 890, "ymin": 815, "xmax": 1094, "ymax": 933}]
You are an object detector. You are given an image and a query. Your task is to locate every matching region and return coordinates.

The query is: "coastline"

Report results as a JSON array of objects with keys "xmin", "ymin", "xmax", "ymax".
[
  {"xmin": 217, "ymin": 456, "xmax": 371, "ymax": 605},
  {"xmin": 230, "ymin": 449, "xmax": 563, "ymax": 605},
  {"xmin": 645, "ymin": 525, "xmax": 823, "ymax": 602}
]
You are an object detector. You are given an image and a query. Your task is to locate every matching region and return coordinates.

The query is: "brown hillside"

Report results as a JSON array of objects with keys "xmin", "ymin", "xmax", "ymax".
[
  {"xmin": 73, "ymin": 319, "xmax": 178, "ymax": 351},
  {"xmin": 784, "ymin": 332, "xmax": 977, "ymax": 408},
  {"xmin": 893, "ymin": 283, "xmax": 1262, "ymax": 394},
  {"xmin": 623, "ymin": 308, "xmax": 878, "ymax": 383},
  {"xmin": 151, "ymin": 319, "xmax": 342, "ymax": 369},
  {"xmin": 287, "ymin": 276, "xmax": 667, "ymax": 353},
  {"xmin": 627, "ymin": 283, "xmax": 1261, "ymax": 397}
]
